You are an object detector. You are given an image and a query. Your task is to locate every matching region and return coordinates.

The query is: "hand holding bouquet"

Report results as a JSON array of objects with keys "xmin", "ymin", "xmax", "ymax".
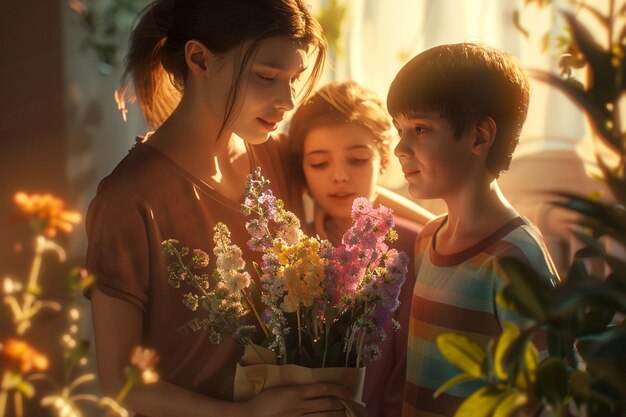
[{"xmin": 162, "ymin": 168, "xmax": 408, "ymax": 413}]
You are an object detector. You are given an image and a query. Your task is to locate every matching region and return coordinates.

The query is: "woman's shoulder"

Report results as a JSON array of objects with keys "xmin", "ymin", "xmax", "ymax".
[{"xmin": 95, "ymin": 140, "xmax": 187, "ymax": 198}]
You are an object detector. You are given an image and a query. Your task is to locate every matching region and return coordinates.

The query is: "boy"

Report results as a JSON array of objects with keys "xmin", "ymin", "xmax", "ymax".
[{"xmin": 387, "ymin": 43, "xmax": 559, "ymax": 417}]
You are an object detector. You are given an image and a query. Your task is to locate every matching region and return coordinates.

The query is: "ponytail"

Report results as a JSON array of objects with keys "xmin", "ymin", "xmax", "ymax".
[
  {"xmin": 118, "ymin": 0, "xmax": 181, "ymax": 129},
  {"xmin": 117, "ymin": 0, "xmax": 327, "ymax": 132}
]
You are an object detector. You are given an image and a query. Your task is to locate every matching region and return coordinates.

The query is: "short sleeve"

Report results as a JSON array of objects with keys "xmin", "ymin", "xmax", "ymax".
[{"xmin": 85, "ymin": 180, "xmax": 151, "ymax": 311}]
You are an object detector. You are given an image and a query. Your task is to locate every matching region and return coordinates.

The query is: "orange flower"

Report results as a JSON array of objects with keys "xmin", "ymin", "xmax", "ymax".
[
  {"xmin": 14, "ymin": 192, "xmax": 81, "ymax": 237},
  {"xmin": 67, "ymin": 0, "xmax": 86, "ymax": 15},
  {"xmin": 129, "ymin": 347, "xmax": 160, "ymax": 384},
  {"xmin": 1, "ymin": 338, "xmax": 49, "ymax": 373}
]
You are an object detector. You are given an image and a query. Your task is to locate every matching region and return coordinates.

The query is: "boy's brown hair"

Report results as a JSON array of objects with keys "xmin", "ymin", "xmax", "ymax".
[{"xmin": 387, "ymin": 43, "xmax": 530, "ymax": 177}]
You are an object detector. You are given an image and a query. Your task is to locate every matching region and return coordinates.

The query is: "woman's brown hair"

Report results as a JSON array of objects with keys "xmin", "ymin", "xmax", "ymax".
[{"xmin": 119, "ymin": 0, "xmax": 327, "ymax": 130}]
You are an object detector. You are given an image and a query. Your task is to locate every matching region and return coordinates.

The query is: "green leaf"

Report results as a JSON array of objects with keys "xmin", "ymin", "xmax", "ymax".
[
  {"xmin": 618, "ymin": 18, "xmax": 626, "ymax": 44},
  {"xmin": 571, "ymin": 232, "xmax": 605, "ymax": 260},
  {"xmin": 578, "ymin": 3, "xmax": 610, "ymax": 30},
  {"xmin": 515, "ymin": 337, "xmax": 539, "ymax": 389},
  {"xmin": 15, "ymin": 380, "xmax": 35, "ymax": 398},
  {"xmin": 494, "ymin": 322, "xmax": 521, "ymax": 380},
  {"xmin": 512, "ymin": 10, "xmax": 529, "ymax": 38},
  {"xmin": 437, "ymin": 334, "xmax": 485, "ymax": 378},
  {"xmin": 252, "ymin": 261, "xmax": 263, "ymax": 279},
  {"xmin": 454, "ymin": 386, "xmax": 507, "ymax": 417},
  {"xmin": 599, "ymin": 157, "xmax": 626, "ymax": 206},
  {"xmin": 606, "ymin": 270, "xmax": 626, "ymax": 292},
  {"xmin": 537, "ymin": 357, "xmax": 568, "ymax": 408},
  {"xmin": 315, "ymin": 0, "xmax": 347, "ymax": 55},
  {"xmin": 529, "ymin": 70, "xmax": 619, "ymax": 154},
  {"xmin": 560, "ymin": 11, "xmax": 619, "ymax": 100},
  {"xmin": 553, "ymin": 193, "xmax": 626, "ymax": 243},
  {"xmin": 434, "ymin": 373, "xmax": 475, "ymax": 398},
  {"xmin": 550, "ymin": 280, "xmax": 626, "ymax": 318},
  {"xmin": 564, "ymin": 258, "xmax": 589, "ymax": 283},
  {"xmin": 324, "ymin": 307, "xmax": 338, "ymax": 323},
  {"xmin": 569, "ymin": 370, "xmax": 592, "ymax": 404},
  {"xmin": 496, "ymin": 257, "xmax": 552, "ymax": 323},
  {"xmin": 578, "ymin": 306, "xmax": 617, "ymax": 335},
  {"xmin": 580, "ymin": 328, "xmax": 626, "ymax": 398},
  {"xmin": 493, "ymin": 390, "xmax": 528, "ymax": 417}
]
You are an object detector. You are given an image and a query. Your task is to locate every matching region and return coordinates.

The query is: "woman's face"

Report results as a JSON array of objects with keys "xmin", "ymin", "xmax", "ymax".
[
  {"xmin": 303, "ymin": 123, "xmax": 382, "ymax": 222},
  {"xmin": 205, "ymin": 37, "xmax": 310, "ymax": 144}
]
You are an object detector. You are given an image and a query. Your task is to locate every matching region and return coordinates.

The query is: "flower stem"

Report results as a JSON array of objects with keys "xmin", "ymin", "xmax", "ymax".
[
  {"xmin": 14, "ymin": 391, "xmax": 23, "ymax": 417},
  {"xmin": 609, "ymin": 0, "xmax": 615, "ymax": 46},
  {"xmin": 356, "ymin": 329, "xmax": 366, "ymax": 368},
  {"xmin": 0, "ymin": 387, "xmax": 7, "ymax": 417},
  {"xmin": 115, "ymin": 373, "xmax": 136, "ymax": 405},
  {"xmin": 18, "ymin": 236, "xmax": 46, "ymax": 334},
  {"xmin": 322, "ymin": 322, "xmax": 330, "ymax": 368},
  {"xmin": 297, "ymin": 308, "xmax": 302, "ymax": 356},
  {"xmin": 242, "ymin": 289, "xmax": 269, "ymax": 339}
]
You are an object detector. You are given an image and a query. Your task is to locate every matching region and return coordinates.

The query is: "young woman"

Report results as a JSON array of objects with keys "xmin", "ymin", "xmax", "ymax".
[
  {"xmin": 285, "ymin": 81, "xmax": 430, "ymax": 417},
  {"xmin": 85, "ymin": 1, "xmax": 353, "ymax": 416}
]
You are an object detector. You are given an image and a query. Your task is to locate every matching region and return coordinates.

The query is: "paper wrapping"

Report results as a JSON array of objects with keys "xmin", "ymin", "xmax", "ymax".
[{"xmin": 234, "ymin": 344, "xmax": 367, "ymax": 417}]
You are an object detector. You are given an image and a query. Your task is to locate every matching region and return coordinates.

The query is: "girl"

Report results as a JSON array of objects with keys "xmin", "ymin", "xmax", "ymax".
[
  {"xmin": 285, "ymin": 81, "xmax": 432, "ymax": 417},
  {"xmin": 85, "ymin": 1, "xmax": 350, "ymax": 416}
]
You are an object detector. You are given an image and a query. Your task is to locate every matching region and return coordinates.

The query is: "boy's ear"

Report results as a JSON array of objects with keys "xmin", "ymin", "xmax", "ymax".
[
  {"xmin": 185, "ymin": 40, "xmax": 212, "ymax": 76},
  {"xmin": 471, "ymin": 117, "xmax": 497, "ymax": 156}
]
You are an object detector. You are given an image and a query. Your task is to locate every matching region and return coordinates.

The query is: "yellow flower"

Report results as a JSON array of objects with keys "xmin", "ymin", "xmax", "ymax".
[
  {"xmin": 275, "ymin": 236, "xmax": 324, "ymax": 312},
  {"xmin": 1, "ymin": 338, "xmax": 49, "ymax": 373},
  {"xmin": 14, "ymin": 192, "xmax": 81, "ymax": 237}
]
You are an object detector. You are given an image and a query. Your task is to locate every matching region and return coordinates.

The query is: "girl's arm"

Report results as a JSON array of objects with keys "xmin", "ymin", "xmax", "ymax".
[
  {"xmin": 91, "ymin": 289, "xmax": 349, "ymax": 417},
  {"xmin": 375, "ymin": 185, "xmax": 435, "ymax": 225}
]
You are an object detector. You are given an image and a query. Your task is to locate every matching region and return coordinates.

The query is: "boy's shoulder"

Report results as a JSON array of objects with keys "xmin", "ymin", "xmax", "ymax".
[
  {"xmin": 418, "ymin": 215, "xmax": 558, "ymax": 280},
  {"xmin": 413, "ymin": 214, "xmax": 447, "ymax": 254},
  {"xmin": 491, "ymin": 217, "xmax": 549, "ymax": 258},
  {"xmin": 486, "ymin": 217, "xmax": 560, "ymax": 283},
  {"xmin": 419, "ymin": 214, "xmax": 546, "ymax": 257},
  {"xmin": 420, "ymin": 214, "xmax": 447, "ymax": 238}
]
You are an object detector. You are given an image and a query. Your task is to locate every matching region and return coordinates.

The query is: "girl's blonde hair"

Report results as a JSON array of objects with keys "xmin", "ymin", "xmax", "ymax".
[{"xmin": 287, "ymin": 81, "xmax": 393, "ymax": 186}]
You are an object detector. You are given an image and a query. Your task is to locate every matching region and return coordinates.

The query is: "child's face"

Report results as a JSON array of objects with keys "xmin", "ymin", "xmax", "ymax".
[
  {"xmin": 303, "ymin": 123, "xmax": 381, "ymax": 222},
  {"xmin": 393, "ymin": 112, "xmax": 474, "ymax": 200},
  {"xmin": 205, "ymin": 37, "xmax": 308, "ymax": 144}
]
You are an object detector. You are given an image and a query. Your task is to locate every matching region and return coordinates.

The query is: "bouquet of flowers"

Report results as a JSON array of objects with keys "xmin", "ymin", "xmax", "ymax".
[{"xmin": 162, "ymin": 168, "xmax": 408, "ymax": 414}]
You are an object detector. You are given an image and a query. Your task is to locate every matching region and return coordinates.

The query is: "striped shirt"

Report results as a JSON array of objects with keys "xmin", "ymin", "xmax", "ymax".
[{"xmin": 403, "ymin": 216, "xmax": 559, "ymax": 417}]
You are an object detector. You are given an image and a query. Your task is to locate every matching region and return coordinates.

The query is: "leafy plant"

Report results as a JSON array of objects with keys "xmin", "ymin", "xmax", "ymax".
[
  {"xmin": 0, "ymin": 192, "xmax": 158, "ymax": 417},
  {"xmin": 68, "ymin": 0, "xmax": 150, "ymax": 74},
  {"xmin": 68, "ymin": 0, "xmax": 349, "ymax": 74},
  {"xmin": 435, "ymin": 2, "xmax": 626, "ymax": 416}
]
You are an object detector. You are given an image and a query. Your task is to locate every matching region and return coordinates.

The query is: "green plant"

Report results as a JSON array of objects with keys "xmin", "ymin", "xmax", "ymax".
[
  {"xmin": 435, "ymin": 2, "xmax": 626, "ymax": 416},
  {"xmin": 68, "ymin": 0, "xmax": 150, "ymax": 74},
  {"xmin": 0, "ymin": 192, "xmax": 158, "ymax": 417},
  {"xmin": 69, "ymin": 0, "xmax": 349, "ymax": 75}
]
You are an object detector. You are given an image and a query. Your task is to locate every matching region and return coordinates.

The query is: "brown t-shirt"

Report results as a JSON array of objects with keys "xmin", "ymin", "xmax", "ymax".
[{"xmin": 85, "ymin": 136, "xmax": 295, "ymax": 403}]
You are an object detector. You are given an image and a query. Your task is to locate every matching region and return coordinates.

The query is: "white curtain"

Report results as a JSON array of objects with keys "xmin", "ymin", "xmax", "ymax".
[{"xmin": 321, "ymin": 0, "xmax": 586, "ymax": 189}]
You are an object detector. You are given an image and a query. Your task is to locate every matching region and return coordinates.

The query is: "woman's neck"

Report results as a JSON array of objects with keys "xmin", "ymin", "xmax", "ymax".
[{"xmin": 146, "ymin": 94, "xmax": 250, "ymax": 201}]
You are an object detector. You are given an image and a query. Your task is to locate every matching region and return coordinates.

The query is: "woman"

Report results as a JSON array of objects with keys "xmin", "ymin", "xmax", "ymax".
[{"xmin": 85, "ymin": 1, "xmax": 350, "ymax": 416}]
